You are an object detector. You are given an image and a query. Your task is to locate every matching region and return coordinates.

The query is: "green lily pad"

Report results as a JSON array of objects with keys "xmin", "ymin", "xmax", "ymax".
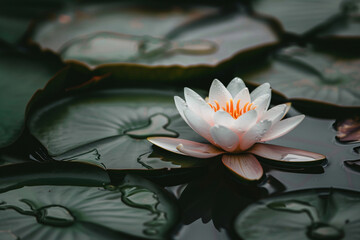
[
  {"xmin": 31, "ymin": 2, "xmax": 278, "ymax": 82},
  {"xmin": 29, "ymin": 89, "xmax": 207, "ymax": 172},
  {"xmin": 0, "ymin": 50, "xmax": 63, "ymax": 148},
  {"xmin": 243, "ymin": 46, "xmax": 360, "ymax": 109},
  {"xmin": 313, "ymin": 1, "xmax": 360, "ymax": 49},
  {"xmin": 0, "ymin": 174, "xmax": 178, "ymax": 240},
  {"xmin": 0, "ymin": 161, "xmax": 111, "ymax": 193},
  {"xmin": 234, "ymin": 189, "xmax": 360, "ymax": 240},
  {"xmin": 251, "ymin": 0, "xmax": 344, "ymax": 36},
  {"xmin": 32, "ymin": 2, "xmax": 219, "ymax": 56}
]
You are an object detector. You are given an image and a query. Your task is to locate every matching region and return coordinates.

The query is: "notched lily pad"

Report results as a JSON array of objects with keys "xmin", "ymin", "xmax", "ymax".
[
  {"xmin": 29, "ymin": 89, "xmax": 208, "ymax": 173},
  {"xmin": 243, "ymin": 46, "xmax": 360, "ymax": 112},
  {"xmin": 335, "ymin": 116, "xmax": 360, "ymax": 143},
  {"xmin": 251, "ymin": 0, "xmax": 344, "ymax": 36},
  {"xmin": 32, "ymin": 2, "xmax": 219, "ymax": 53},
  {"xmin": 0, "ymin": 175, "xmax": 178, "ymax": 240},
  {"xmin": 234, "ymin": 188, "xmax": 360, "ymax": 240},
  {"xmin": 31, "ymin": 2, "xmax": 278, "ymax": 81}
]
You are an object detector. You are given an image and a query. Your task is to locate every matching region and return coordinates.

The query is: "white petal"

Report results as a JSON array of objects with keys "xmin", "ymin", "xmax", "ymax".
[
  {"xmin": 184, "ymin": 88, "xmax": 213, "ymax": 124},
  {"xmin": 227, "ymin": 77, "xmax": 246, "ymax": 97},
  {"xmin": 248, "ymin": 143, "xmax": 326, "ymax": 163},
  {"xmin": 222, "ymin": 154, "xmax": 263, "ymax": 180},
  {"xmin": 210, "ymin": 125, "xmax": 239, "ymax": 152},
  {"xmin": 261, "ymin": 115, "xmax": 305, "ymax": 142},
  {"xmin": 184, "ymin": 109, "xmax": 214, "ymax": 144},
  {"xmin": 261, "ymin": 104, "xmax": 287, "ymax": 125},
  {"xmin": 250, "ymin": 82, "xmax": 271, "ymax": 102},
  {"xmin": 233, "ymin": 88, "xmax": 250, "ymax": 110},
  {"xmin": 214, "ymin": 110, "xmax": 234, "ymax": 127},
  {"xmin": 208, "ymin": 79, "xmax": 232, "ymax": 107},
  {"xmin": 240, "ymin": 120, "xmax": 272, "ymax": 151},
  {"xmin": 176, "ymin": 143, "xmax": 223, "ymax": 158},
  {"xmin": 233, "ymin": 110, "xmax": 258, "ymax": 132},
  {"xmin": 174, "ymin": 96, "xmax": 189, "ymax": 125},
  {"xmin": 148, "ymin": 137, "xmax": 223, "ymax": 158},
  {"xmin": 253, "ymin": 94, "xmax": 271, "ymax": 119}
]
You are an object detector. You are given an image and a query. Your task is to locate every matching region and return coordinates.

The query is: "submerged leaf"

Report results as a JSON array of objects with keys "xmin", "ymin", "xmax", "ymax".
[
  {"xmin": 0, "ymin": 175, "xmax": 178, "ymax": 240},
  {"xmin": 344, "ymin": 159, "xmax": 360, "ymax": 172},
  {"xmin": 335, "ymin": 116, "xmax": 360, "ymax": 143}
]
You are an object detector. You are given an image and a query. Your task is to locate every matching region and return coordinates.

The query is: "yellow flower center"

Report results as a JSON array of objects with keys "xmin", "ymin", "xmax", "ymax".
[{"xmin": 208, "ymin": 98, "xmax": 256, "ymax": 119}]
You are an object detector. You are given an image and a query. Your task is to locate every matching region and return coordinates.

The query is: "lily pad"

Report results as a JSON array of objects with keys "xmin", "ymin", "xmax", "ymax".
[
  {"xmin": 32, "ymin": 2, "xmax": 219, "ymax": 57},
  {"xmin": 29, "ymin": 89, "xmax": 208, "ymax": 172},
  {"xmin": 234, "ymin": 188, "xmax": 360, "ymax": 240},
  {"xmin": 0, "ymin": 174, "xmax": 178, "ymax": 240},
  {"xmin": 0, "ymin": 50, "xmax": 63, "ymax": 148},
  {"xmin": 0, "ymin": 161, "xmax": 111, "ymax": 193},
  {"xmin": 251, "ymin": 0, "xmax": 344, "ymax": 36},
  {"xmin": 335, "ymin": 116, "xmax": 360, "ymax": 143},
  {"xmin": 243, "ymin": 46, "xmax": 360, "ymax": 110},
  {"xmin": 314, "ymin": 0, "xmax": 360, "ymax": 46},
  {"xmin": 31, "ymin": 2, "xmax": 278, "ymax": 82}
]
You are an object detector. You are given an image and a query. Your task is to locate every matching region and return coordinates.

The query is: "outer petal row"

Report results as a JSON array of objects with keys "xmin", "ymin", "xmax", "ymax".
[
  {"xmin": 222, "ymin": 154, "xmax": 263, "ymax": 181},
  {"xmin": 147, "ymin": 137, "xmax": 224, "ymax": 158},
  {"xmin": 248, "ymin": 143, "xmax": 326, "ymax": 163}
]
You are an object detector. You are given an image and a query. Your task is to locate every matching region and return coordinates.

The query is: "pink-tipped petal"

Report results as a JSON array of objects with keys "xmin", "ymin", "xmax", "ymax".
[
  {"xmin": 233, "ymin": 109, "xmax": 258, "ymax": 132},
  {"xmin": 176, "ymin": 143, "xmax": 223, "ymax": 158},
  {"xmin": 209, "ymin": 79, "xmax": 232, "ymax": 107},
  {"xmin": 234, "ymin": 88, "xmax": 250, "ymax": 109},
  {"xmin": 261, "ymin": 104, "xmax": 287, "ymax": 125},
  {"xmin": 248, "ymin": 143, "xmax": 326, "ymax": 163},
  {"xmin": 227, "ymin": 77, "xmax": 246, "ymax": 97},
  {"xmin": 250, "ymin": 83, "xmax": 271, "ymax": 102},
  {"xmin": 184, "ymin": 88, "xmax": 213, "ymax": 124},
  {"xmin": 253, "ymin": 94, "xmax": 271, "ymax": 119},
  {"xmin": 174, "ymin": 96, "xmax": 189, "ymax": 125},
  {"xmin": 222, "ymin": 154, "xmax": 263, "ymax": 181},
  {"xmin": 214, "ymin": 110, "xmax": 235, "ymax": 127},
  {"xmin": 148, "ymin": 137, "xmax": 224, "ymax": 158},
  {"xmin": 261, "ymin": 115, "xmax": 305, "ymax": 142},
  {"xmin": 184, "ymin": 109, "xmax": 214, "ymax": 144},
  {"xmin": 210, "ymin": 125, "xmax": 240, "ymax": 152},
  {"xmin": 240, "ymin": 120, "xmax": 272, "ymax": 151}
]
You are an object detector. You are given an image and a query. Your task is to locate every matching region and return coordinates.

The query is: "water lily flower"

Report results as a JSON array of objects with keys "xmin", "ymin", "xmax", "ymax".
[{"xmin": 148, "ymin": 78, "xmax": 326, "ymax": 181}]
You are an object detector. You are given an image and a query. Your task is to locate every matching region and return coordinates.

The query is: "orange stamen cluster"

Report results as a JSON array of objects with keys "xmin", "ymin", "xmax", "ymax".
[{"xmin": 208, "ymin": 99, "xmax": 256, "ymax": 119}]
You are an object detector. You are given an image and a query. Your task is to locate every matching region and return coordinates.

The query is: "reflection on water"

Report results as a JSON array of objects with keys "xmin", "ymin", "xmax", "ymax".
[{"xmin": 281, "ymin": 153, "xmax": 317, "ymax": 162}]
